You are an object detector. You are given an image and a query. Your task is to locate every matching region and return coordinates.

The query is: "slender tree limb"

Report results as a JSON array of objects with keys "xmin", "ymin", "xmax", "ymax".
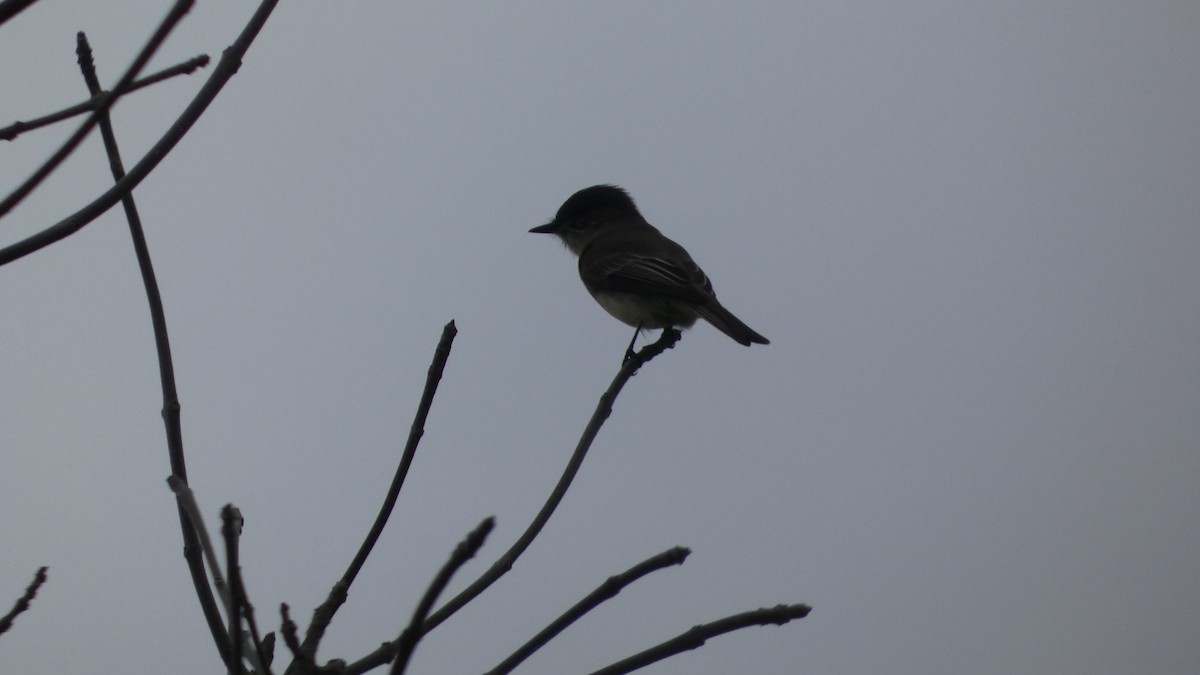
[
  {"xmin": 1, "ymin": 54, "xmax": 210, "ymax": 142},
  {"xmin": 0, "ymin": 0, "xmax": 40, "ymax": 27},
  {"xmin": 484, "ymin": 546, "xmax": 691, "ymax": 675},
  {"xmin": 234, "ymin": 562, "xmax": 274, "ymax": 672},
  {"xmin": 0, "ymin": 0, "xmax": 194, "ymax": 220},
  {"xmin": 0, "ymin": 567, "xmax": 48, "ymax": 636},
  {"xmin": 344, "ymin": 329, "xmax": 681, "ymax": 674},
  {"xmin": 223, "ymin": 506, "xmax": 246, "ymax": 675},
  {"xmin": 168, "ymin": 476, "xmax": 233, "ymax": 614},
  {"xmin": 0, "ymin": 0, "xmax": 281, "ymax": 267},
  {"xmin": 587, "ymin": 603, "xmax": 813, "ymax": 675},
  {"xmin": 75, "ymin": 31, "xmax": 233, "ymax": 660},
  {"xmin": 221, "ymin": 505, "xmax": 272, "ymax": 674},
  {"xmin": 295, "ymin": 321, "xmax": 458, "ymax": 665},
  {"xmin": 389, "ymin": 517, "xmax": 495, "ymax": 675},
  {"xmin": 72, "ymin": 3, "xmax": 287, "ymax": 667},
  {"xmin": 279, "ymin": 604, "xmax": 312, "ymax": 670},
  {"xmin": 239, "ymin": 582, "xmax": 275, "ymax": 675}
]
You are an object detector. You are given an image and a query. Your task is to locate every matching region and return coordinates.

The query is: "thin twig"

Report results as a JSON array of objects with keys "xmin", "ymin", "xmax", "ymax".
[
  {"xmin": 389, "ymin": 517, "xmax": 495, "ymax": 675},
  {"xmin": 220, "ymin": 506, "xmax": 272, "ymax": 674},
  {"xmin": 168, "ymin": 476, "xmax": 233, "ymax": 613},
  {"xmin": 0, "ymin": 0, "xmax": 281, "ymax": 268},
  {"xmin": 239, "ymin": 580, "xmax": 274, "ymax": 675},
  {"xmin": 484, "ymin": 546, "xmax": 691, "ymax": 675},
  {"xmin": 0, "ymin": 54, "xmax": 209, "ymax": 142},
  {"xmin": 74, "ymin": 29, "xmax": 235, "ymax": 660},
  {"xmin": 297, "ymin": 321, "xmax": 458, "ymax": 662},
  {"xmin": 587, "ymin": 603, "xmax": 813, "ymax": 675},
  {"xmin": 0, "ymin": 0, "xmax": 40, "ymax": 27},
  {"xmin": 71, "ymin": 5, "xmax": 284, "ymax": 667},
  {"xmin": 223, "ymin": 506, "xmax": 245, "ymax": 675},
  {"xmin": 279, "ymin": 604, "xmax": 311, "ymax": 669},
  {"xmin": 0, "ymin": 567, "xmax": 48, "ymax": 636},
  {"xmin": 344, "ymin": 329, "xmax": 681, "ymax": 674},
  {"xmin": 0, "ymin": 0, "xmax": 194, "ymax": 220}
]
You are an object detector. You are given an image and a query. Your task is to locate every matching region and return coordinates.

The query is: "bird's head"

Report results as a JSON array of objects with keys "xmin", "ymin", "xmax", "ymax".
[{"xmin": 530, "ymin": 184, "xmax": 642, "ymax": 255}]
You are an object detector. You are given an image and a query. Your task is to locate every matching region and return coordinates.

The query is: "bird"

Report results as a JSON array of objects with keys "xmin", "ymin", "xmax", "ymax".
[{"xmin": 530, "ymin": 185, "xmax": 768, "ymax": 354}]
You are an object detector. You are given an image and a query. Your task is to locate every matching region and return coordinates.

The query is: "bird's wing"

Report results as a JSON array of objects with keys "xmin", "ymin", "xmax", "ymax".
[{"xmin": 581, "ymin": 248, "xmax": 715, "ymax": 304}]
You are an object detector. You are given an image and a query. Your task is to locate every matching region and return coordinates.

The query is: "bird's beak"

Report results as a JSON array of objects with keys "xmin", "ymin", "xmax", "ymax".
[{"xmin": 529, "ymin": 220, "xmax": 560, "ymax": 234}]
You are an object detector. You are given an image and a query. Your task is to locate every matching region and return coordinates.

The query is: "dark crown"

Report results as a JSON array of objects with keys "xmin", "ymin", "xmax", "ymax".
[{"xmin": 555, "ymin": 184, "xmax": 639, "ymax": 224}]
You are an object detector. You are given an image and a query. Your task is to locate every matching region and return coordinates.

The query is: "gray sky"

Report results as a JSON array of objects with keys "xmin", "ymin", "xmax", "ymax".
[{"xmin": 3, "ymin": 2, "xmax": 1198, "ymax": 673}]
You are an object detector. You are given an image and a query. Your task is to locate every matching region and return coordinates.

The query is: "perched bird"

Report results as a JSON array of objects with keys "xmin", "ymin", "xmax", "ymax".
[{"xmin": 530, "ymin": 185, "xmax": 769, "ymax": 351}]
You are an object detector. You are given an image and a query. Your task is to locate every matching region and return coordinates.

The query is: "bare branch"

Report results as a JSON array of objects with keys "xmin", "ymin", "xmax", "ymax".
[
  {"xmin": 299, "ymin": 321, "xmax": 458, "ymax": 660},
  {"xmin": 0, "ymin": 567, "xmax": 48, "ymax": 636},
  {"xmin": 484, "ymin": 546, "xmax": 691, "ymax": 675},
  {"xmin": 587, "ymin": 603, "xmax": 813, "ymax": 675},
  {"xmin": 168, "ymin": 476, "xmax": 233, "ymax": 613},
  {"xmin": 223, "ymin": 506, "xmax": 246, "ymax": 675},
  {"xmin": 389, "ymin": 517, "xmax": 495, "ymax": 675},
  {"xmin": 0, "ymin": 0, "xmax": 194, "ymax": 219},
  {"xmin": 0, "ymin": 0, "xmax": 39, "ymax": 27},
  {"xmin": 344, "ymin": 329, "xmax": 681, "ymax": 674},
  {"xmin": 279, "ymin": 604, "xmax": 312, "ymax": 670},
  {"xmin": 239, "ymin": 584, "xmax": 275, "ymax": 675},
  {"xmin": 0, "ymin": 0, "xmax": 282, "ymax": 268},
  {"xmin": 0, "ymin": 54, "xmax": 210, "ymax": 142},
  {"xmin": 75, "ymin": 29, "xmax": 234, "ymax": 660}
]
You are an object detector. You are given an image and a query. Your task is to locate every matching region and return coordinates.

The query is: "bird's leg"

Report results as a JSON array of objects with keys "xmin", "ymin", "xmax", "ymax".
[{"xmin": 623, "ymin": 323, "xmax": 643, "ymax": 364}]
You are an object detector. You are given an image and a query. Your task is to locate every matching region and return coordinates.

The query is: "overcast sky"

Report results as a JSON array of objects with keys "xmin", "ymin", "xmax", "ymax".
[{"xmin": 2, "ymin": 2, "xmax": 1198, "ymax": 674}]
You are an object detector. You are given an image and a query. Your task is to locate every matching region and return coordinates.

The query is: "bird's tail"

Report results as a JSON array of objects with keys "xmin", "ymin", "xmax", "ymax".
[{"xmin": 695, "ymin": 301, "xmax": 769, "ymax": 346}]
